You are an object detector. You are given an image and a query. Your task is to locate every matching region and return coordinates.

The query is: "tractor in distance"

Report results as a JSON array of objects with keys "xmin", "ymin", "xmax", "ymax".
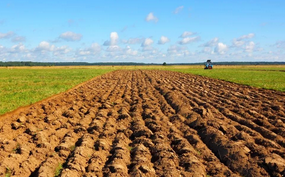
[{"xmin": 204, "ymin": 59, "xmax": 213, "ymax": 69}]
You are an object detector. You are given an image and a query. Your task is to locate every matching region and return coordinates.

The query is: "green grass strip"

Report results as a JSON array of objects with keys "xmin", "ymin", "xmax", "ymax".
[
  {"xmin": 166, "ymin": 66, "xmax": 285, "ymax": 92},
  {"xmin": 0, "ymin": 67, "xmax": 114, "ymax": 115}
]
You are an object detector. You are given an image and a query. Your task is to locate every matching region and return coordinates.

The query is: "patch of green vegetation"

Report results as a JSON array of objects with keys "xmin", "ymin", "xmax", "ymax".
[
  {"xmin": 166, "ymin": 66, "xmax": 285, "ymax": 92},
  {"xmin": 5, "ymin": 167, "xmax": 12, "ymax": 177},
  {"xmin": 0, "ymin": 67, "xmax": 114, "ymax": 115},
  {"xmin": 195, "ymin": 148, "xmax": 201, "ymax": 155},
  {"xmin": 54, "ymin": 163, "xmax": 63, "ymax": 177},
  {"xmin": 127, "ymin": 146, "xmax": 134, "ymax": 151}
]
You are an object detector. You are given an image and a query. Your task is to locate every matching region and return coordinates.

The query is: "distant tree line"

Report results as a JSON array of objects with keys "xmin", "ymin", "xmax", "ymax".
[
  {"xmin": 0, "ymin": 61, "xmax": 149, "ymax": 67},
  {"xmin": 0, "ymin": 61, "xmax": 284, "ymax": 67}
]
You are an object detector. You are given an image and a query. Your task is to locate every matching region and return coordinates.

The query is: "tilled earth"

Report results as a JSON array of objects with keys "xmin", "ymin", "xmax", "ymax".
[{"xmin": 0, "ymin": 70, "xmax": 285, "ymax": 177}]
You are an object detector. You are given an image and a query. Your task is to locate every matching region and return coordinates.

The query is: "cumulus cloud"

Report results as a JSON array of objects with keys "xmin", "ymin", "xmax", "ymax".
[
  {"xmin": 125, "ymin": 46, "xmax": 138, "ymax": 56},
  {"xmin": 10, "ymin": 43, "xmax": 26, "ymax": 53},
  {"xmin": 12, "ymin": 36, "xmax": 26, "ymax": 43},
  {"xmin": 122, "ymin": 37, "xmax": 144, "ymax": 45},
  {"xmin": 106, "ymin": 45, "xmax": 121, "ymax": 52},
  {"xmin": 158, "ymin": 36, "xmax": 170, "ymax": 44},
  {"xmin": 167, "ymin": 45, "xmax": 186, "ymax": 53},
  {"xmin": 167, "ymin": 45, "xmax": 190, "ymax": 57},
  {"xmin": 201, "ymin": 38, "xmax": 219, "ymax": 47},
  {"xmin": 145, "ymin": 12, "xmax": 158, "ymax": 22},
  {"xmin": 174, "ymin": 6, "xmax": 184, "ymax": 14},
  {"xmin": 180, "ymin": 31, "xmax": 194, "ymax": 38},
  {"xmin": 203, "ymin": 47, "xmax": 214, "ymax": 54},
  {"xmin": 0, "ymin": 31, "xmax": 15, "ymax": 39},
  {"xmin": 35, "ymin": 41, "xmax": 55, "ymax": 52},
  {"xmin": 232, "ymin": 33, "xmax": 255, "ymax": 47},
  {"xmin": 90, "ymin": 43, "xmax": 101, "ymax": 53},
  {"xmin": 178, "ymin": 36, "xmax": 200, "ymax": 45},
  {"xmin": 78, "ymin": 50, "xmax": 90, "ymax": 56},
  {"xmin": 77, "ymin": 43, "xmax": 101, "ymax": 56},
  {"xmin": 78, "ymin": 50, "xmax": 91, "ymax": 56},
  {"xmin": 37, "ymin": 41, "xmax": 51, "ymax": 50},
  {"xmin": 238, "ymin": 33, "xmax": 255, "ymax": 40},
  {"xmin": 215, "ymin": 42, "xmax": 228, "ymax": 54},
  {"xmin": 141, "ymin": 38, "xmax": 154, "ymax": 47},
  {"xmin": 245, "ymin": 41, "xmax": 255, "ymax": 53},
  {"xmin": 140, "ymin": 39, "xmax": 157, "ymax": 53},
  {"xmin": 53, "ymin": 46, "xmax": 71, "ymax": 56},
  {"xmin": 232, "ymin": 39, "xmax": 245, "ymax": 47},
  {"xmin": 59, "ymin": 31, "xmax": 82, "ymax": 41},
  {"xmin": 103, "ymin": 32, "xmax": 119, "ymax": 46}
]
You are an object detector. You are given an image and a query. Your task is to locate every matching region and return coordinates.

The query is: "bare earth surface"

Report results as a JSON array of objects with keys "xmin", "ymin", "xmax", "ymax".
[{"xmin": 0, "ymin": 70, "xmax": 285, "ymax": 177}]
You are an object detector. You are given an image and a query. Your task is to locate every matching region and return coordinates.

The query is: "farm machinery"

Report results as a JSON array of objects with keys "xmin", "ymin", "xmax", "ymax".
[{"xmin": 204, "ymin": 59, "xmax": 213, "ymax": 69}]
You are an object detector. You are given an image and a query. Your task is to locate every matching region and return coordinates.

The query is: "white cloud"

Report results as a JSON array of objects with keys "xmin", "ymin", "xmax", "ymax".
[
  {"xmin": 78, "ymin": 50, "xmax": 90, "ymax": 56},
  {"xmin": 36, "ymin": 41, "xmax": 54, "ymax": 51},
  {"xmin": 10, "ymin": 43, "xmax": 26, "ymax": 53},
  {"xmin": 238, "ymin": 33, "xmax": 255, "ymax": 40},
  {"xmin": 77, "ymin": 43, "xmax": 101, "ymax": 56},
  {"xmin": 174, "ymin": 6, "xmax": 184, "ymax": 14},
  {"xmin": 59, "ymin": 31, "xmax": 82, "ymax": 41},
  {"xmin": 122, "ymin": 37, "xmax": 144, "ymax": 44},
  {"xmin": 105, "ymin": 45, "xmax": 122, "ymax": 58},
  {"xmin": 167, "ymin": 45, "xmax": 186, "ymax": 54},
  {"xmin": 232, "ymin": 39, "xmax": 245, "ymax": 47},
  {"xmin": 12, "ymin": 36, "xmax": 26, "ymax": 43},
  {"xmin": 180, "ymin": 31, "xmax": 194, "ymax": 38},
  {"xmin": 158, "ymin": 36, "xmax": 170, "ymax": 44},
  {"xmin": 232, "ymin": 33, "xmax": 255, "ymax": 47},
  {"xmin": 201, "ymin": 37, "xmax": 219, "ymax": 47},
  {"xmin": 215, "ymin": 42, "xmax": 228, "ymax": 54},
  {"xmin": 90, "ymin": 43, "xmax": 101, "ymax": 53},
  {"xmin": 245, "ymin": 41, "xmax": 255, "ymax": 53},
  {"xmin": 167, "ymin": 45, "xmax": 191, "ymax": 58},
  {"xmin": 203, "ymin": 47, "xmax": 214, "ymax": 54},
  {"xmin": 145, "ymin": 12, "xmax": 158, "ymax": 22},
  {"xmin": 125, "ymin": 46, "xmax": 138, "ymax": 56},
  {"xmin": 0, "ymin": 31, "xmax": 15, "ymax": 39},
  {"xmin": 141, "ymin": 46, "xmax": 155, "ymax": 52},
  {"xmin": 106, "ymin": 45, "xmax": 121, "ymax": 52},
  {"xmin": 141, "ymin": 38, "xmax": 153, "ymax": 47},
  {"xmin": 178, "ymin": 36, "xmax": 200, "ymax": 45},
  {"xmin": 53, "ymin": 46, "xmax": 71, "ymax": 56},
  {"xmin": 103, "ymin": 32, "xmax": 119, "ymax": 46}
]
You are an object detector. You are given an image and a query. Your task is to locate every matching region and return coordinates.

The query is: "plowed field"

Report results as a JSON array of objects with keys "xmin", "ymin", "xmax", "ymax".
[{"xmin": 0, "ymin": 70, "xmax": 285, "ymax": 177}]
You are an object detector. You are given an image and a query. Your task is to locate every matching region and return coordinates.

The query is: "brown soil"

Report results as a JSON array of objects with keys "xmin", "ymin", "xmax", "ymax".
[{"xmin": 0, "ymin": 70, "xmax": 285, "ymax": 177}]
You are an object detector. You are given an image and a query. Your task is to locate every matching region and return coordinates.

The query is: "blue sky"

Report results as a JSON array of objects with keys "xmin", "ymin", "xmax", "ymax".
[{"xmin": 0, "ymin": 0, "xmax": 284, "ymax": 63}]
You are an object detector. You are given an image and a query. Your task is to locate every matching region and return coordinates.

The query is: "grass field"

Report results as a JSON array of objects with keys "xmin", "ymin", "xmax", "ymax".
[
  {"xmin": 165, "ymin": 65, "xmax": 285, "ymax": 92},
  {"xmin": 0, "ymin": 65, "xmax": 284, "ymax": 115},
  {"xmin": 0, "ymin": 66, "xmax": 114, "ymax": 115}
]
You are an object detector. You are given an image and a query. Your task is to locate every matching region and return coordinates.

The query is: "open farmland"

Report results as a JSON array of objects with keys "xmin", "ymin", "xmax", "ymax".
[
  {"xmin": 0, "ymin": 67, "xmax": 114, "ymax": 115},
  {"xmin": 1, "ymin": 65, "xmax": 284, "ymax": 116},
  {"xmin": 167, "ymin": 65, "xmax": 285, "ymax": 92},
  {"xmin": 0, "ymin": 70, "xmax": 284, "ymax": 176}
]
